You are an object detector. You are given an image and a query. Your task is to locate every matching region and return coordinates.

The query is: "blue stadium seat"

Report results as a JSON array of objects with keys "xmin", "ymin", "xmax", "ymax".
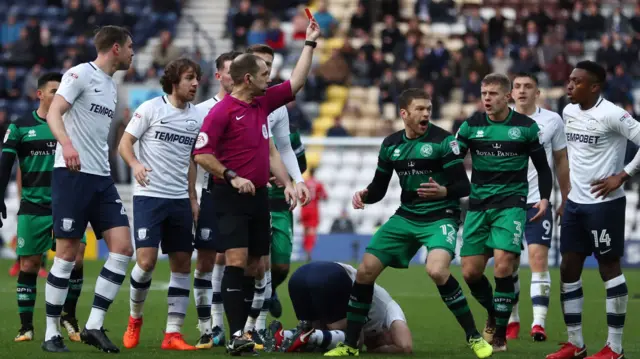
[
  {"xmin": 14, "ymin": 67, "xmax": 27, "ymax": 78},
  {"xmin": 10, "ymin": 99, "xmax": 29, "ymax": 116},
  {"xmin": 0, "ymin": 99, "xmax": 7, "ymax": 110}
]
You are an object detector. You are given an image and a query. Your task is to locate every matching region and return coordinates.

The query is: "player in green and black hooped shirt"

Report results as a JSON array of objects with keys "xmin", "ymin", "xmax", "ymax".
[
  {"xmin": 0, "ymin": 73, "xmax": 87, "ymax": 343},
  {"xmin": 267, "ymin": 126, "xmax": 306, "ymax": 317},
  {"xmin": 325, "ymin": 89, "xmax": 493, "ymax": 359},
  {"xmin": 454, "ymin": 73, "xmax": 552, "ymax": 351}
]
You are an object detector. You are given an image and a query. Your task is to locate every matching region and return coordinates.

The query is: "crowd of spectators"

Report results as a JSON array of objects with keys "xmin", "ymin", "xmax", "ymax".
[{"xmin": 226, "ymin": 0, "xmax": 640, "ymax": 138}]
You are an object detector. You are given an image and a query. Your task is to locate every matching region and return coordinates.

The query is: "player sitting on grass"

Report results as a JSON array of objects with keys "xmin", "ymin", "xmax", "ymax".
[
  {"xmin": 265, "ymin": 261, "xmax": 411, "ymax": 354},
  {"xmin": 323, "ymin": 88, "xmax": 492, "ymax": 358},
  {"xmin": 0, "ymin": 73, "xmax": 88, "ymax": 344}
]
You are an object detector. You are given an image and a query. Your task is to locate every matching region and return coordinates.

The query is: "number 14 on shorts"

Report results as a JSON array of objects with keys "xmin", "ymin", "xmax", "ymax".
[{"xmin": 592, "ymin": 229, "xmax": 611, "ymax": 252}]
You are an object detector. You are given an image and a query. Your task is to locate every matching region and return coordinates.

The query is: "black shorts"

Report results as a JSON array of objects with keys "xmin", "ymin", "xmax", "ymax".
[
  {"xmin": 52, "ymin": 168, "xmax": 129, "ymax": 239},
  {"xmin": 194, "ymin": 189, "xmax": 223, "ymax": 252},
  {"xmin": 213, "ymin": 184, "xmax": 270, "ymax": 257},
  {"xmin": 288, "ymin": 262, "xmax": 353, "ymax": 324},
  {"xmin": 560, "ymin": 197, "xmax": 626, "ymax": 260},
  {"xmin": 133, "ymin": 196, "xmax": 194, "ymax": 253}
]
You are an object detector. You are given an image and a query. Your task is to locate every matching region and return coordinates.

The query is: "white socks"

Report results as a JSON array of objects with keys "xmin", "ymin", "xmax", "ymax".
[
  {"xmin": 45, "ymin": 257, "xmax": 75, "ymax": 340},
  {"xmin": 605, "ymin": 274, "xmax": 627, "ymax": 354},
  {"xmin": 211, "ymin": 264, "xmax": 225, "ymax": 330},
  {"xmin": 561, "ymin": 279, "xmax": 584, "ymax": 348},
  {"xmin": 86, "ymin": 253, "xmax": 130, "ymax": 330},
  {"xmin": 194, "ymin": 269, "xmax": 213, "ymax": 335},
  {"xmin": 129, "ymin": 263, "xmax": 153, "ymax": 319},
  {"xmin": 531, "ymin": 271, "xmax": 551, "ymax": 328},
  {"xmin": 166, "ymin": 272, "xmax": 191, "ymax": 333}
]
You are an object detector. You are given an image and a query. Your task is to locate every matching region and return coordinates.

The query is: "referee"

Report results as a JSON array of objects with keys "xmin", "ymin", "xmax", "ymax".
[{"xmin": 192, "ymin": 18, "xmax": 321, "ymax": 355}]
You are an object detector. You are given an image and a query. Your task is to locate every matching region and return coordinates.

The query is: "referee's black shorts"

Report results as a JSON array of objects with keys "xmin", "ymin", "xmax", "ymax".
[{"xmin": 213, "ymin": 184, "xmax": 271, "ymax": 257}]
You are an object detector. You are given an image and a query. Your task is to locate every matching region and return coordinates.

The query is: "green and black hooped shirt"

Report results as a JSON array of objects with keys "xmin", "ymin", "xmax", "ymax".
[{"xmin": 2, "ymin": 110, "xmax": 57, "ymax": 216}]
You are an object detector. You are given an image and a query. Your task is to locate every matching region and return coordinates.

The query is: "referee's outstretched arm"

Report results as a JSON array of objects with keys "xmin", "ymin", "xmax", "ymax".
[{"xmin": 288, "ymin": 18, "xmax": 322, "ymax": 95}]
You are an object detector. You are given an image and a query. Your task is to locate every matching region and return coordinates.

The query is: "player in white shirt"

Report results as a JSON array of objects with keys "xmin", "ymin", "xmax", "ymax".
[
  {"xmin": 191, "ymin": 51, "xmax": 242, "ymax": 349},
  {"xmin": 44, "ymin": 26, "xmax": 134, "ymax": 353},
  {"xmin": 118, "ymin": 58, "xmax": 203, "ymax": 351},
  {"xmin": 267, "ymin": 261, "xmax": 411, "ymax": 354},
  {"xmin": 507, "ymin": 73, "xmax": 570, "ymax": 342},
  {"xmin": 546, "ymin": 61, "xmax": 640, "ymax": 359}
]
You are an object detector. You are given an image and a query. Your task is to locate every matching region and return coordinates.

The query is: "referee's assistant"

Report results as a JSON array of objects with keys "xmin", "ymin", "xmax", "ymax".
[{"xmin": 192, "ymin": 17, "xmax": 321, "ymax": 355}]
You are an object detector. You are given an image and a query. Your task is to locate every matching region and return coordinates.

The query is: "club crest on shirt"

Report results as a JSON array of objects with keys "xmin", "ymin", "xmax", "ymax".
[
  {"xmin": 508, "ymin": 127, "xmax": 521, "ymax": 140},
  {"xmin": 262, "ymin": 124, "xmax": 268, "ymax": 139},
  {"xmin": 420, "ymin": 144, "xmax": 433, "ymax": 157}
]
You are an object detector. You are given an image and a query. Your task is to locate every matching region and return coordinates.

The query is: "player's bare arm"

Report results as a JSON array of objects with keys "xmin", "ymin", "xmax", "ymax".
[
  {"xmin": 529, "ymin": 146, "xmax": 552, "ymax": 221},
  {"xmin": 353, "ymin": 164, "xmax": 393, "ymax": 209},
  {"xmin": 288, "ymin": 19, "xmax": 321, "ymax": 94},
  {"xmin": 193, "ymin": 153, "xmax": 255, "ymax": 195},
  {"xmin": 47, "ymin": 95, "xmax": 80, "ymax": 171},
  {"xmin": 269, "ymin": 138, "xmax": 297, "ymax": 210},
  {"xmin": 118, "ymin": 132, "xmax": 151, "ymax": 186},
  {"xmin": 552, "ymin": 148, "xmax": 570, "ymax": 218},
  {"xmin": 188, "ymin": 158, "xmax": 199, "ymax": 224}
]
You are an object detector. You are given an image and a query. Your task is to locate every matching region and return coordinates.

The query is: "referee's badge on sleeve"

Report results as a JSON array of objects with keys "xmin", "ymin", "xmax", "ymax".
[
  {"xmin": 195, "ymin": 132, "xmax": 208, "ymax": 150},
  {"xmin": 262, "ymin": 124, "xmax": 268, "ymax": 139}
]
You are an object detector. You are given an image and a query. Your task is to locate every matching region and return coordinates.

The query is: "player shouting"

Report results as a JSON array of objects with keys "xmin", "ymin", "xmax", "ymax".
[
  {"xmin": 455, "ymin": 73, "xmax": 553, "ymax": 352},
  {"xmin": 324, "ymin": 89, "xmax": 492, "ymax": 358}
]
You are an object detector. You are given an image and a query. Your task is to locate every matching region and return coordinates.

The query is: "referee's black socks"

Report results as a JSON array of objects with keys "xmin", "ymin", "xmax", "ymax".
[
  {"xmin": 344, "ymin": 281, "xmax": 374, "ymax": 348},
  {"xmin": 221, "ymin": 266, "xmax": 247, "ymax": 336}
]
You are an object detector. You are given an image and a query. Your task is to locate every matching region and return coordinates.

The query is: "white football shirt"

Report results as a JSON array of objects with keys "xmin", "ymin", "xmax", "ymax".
[
  {"xmin": 126, "ymin": 96, "xmax": 203, "ymax": 198},
  {"xmin": 54, "ymin": 62, "xmax": 117, "ymax": 176},
  {"xmin": 337, "ymin": 263, "xmax": 407, "ymax": 336},
  {"xmin": 195, "ymin": 95, "xmax": 222, "ymax": 186},
  {"xmin": 563, "ymin": 97, "xmax": 640, "ymax": 204},
  {"xmin": 521, "ymin": 107, "xmax": 567, "ymax": 204}
]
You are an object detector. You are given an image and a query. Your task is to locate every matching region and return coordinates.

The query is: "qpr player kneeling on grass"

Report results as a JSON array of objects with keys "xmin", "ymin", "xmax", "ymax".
[{"xmin": 118, "ymin": 58, "xmax": 203, "ymax": 351}]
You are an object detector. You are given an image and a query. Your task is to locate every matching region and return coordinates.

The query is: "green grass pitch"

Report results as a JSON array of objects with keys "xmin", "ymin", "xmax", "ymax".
[{"xmin": 0, "ymin": 259, "xmax": 638, "ymax": 358}]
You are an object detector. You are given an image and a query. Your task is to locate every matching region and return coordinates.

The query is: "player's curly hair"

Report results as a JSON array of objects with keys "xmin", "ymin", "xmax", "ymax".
[{"xmin": 160, "ymin": 58, "xmax": 203, "ymax": 95}]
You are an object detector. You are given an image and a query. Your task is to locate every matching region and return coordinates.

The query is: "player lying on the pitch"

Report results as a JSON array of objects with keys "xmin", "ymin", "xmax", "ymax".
[{"xmin": 263, "ymin": 261, "xmax": 412, "ymax": 354}]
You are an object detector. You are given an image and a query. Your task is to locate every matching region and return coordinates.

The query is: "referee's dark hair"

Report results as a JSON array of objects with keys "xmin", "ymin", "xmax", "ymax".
[
  {"xmin": 93, "ymin": 25, "xmax": 132, "ymax": 53},
  {"xmin": 513, "ymin": 72, "xmax": 539, "ymax": 86},
  {"xmin": 160, "ymin": 58, "xmax": 203, "ymax": 94},
  {"xmin": 398, "ymin": 88, "xmax": 431, "ymax": 110},
  {"xmin": 215, "ymin": 51, "xmax": 243, "ymax": 70},
  {"xmin": 37, "ymin": 73, "xmax": 63, "ymax": 89},
  {"xmin": 575, "ymin": 60, "xmax": 606, "ymax": 85},
  {"xmin": 246, "ymin": 44, "xmax": 275, "ymax": 57},
  {"xmin": 229, "ymin": 54, "xmax": 263, "ymax": 85}
]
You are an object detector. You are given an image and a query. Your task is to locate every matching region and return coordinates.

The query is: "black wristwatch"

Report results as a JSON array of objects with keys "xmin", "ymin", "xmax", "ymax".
[
  {"xmin": 305, "ymin": 40, "xmax": 317, "ymax": 48},
  {"xmin": 223, "ymin": 169, "xmax": 237, "ymax": 185}
]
